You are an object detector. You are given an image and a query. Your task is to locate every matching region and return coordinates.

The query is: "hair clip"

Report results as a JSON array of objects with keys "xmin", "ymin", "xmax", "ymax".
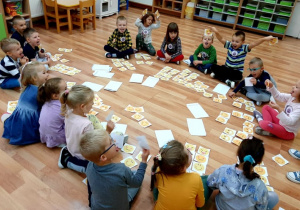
[
  {"xmin": 243, "ymin": 155, "xmax": 255, "ymax": 164},
  {"xmin": 64, "ymin": 89, "xmax": 69, "ymax": 95},
  {"xmin": 156, "ymin": 153, "xmax": 162, "ymax": 161},
  {"xmin": 162, "ymin": 143, "xmax": 171, "ymax": 149}
]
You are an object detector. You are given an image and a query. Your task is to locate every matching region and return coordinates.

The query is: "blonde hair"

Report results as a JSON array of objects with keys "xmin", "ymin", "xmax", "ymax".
[
  {"xmin": 21, "ymin": 62, "xmax": 45, "ymax": 87},
  {"xmin": 1, "ymin": 38, "xmax": 20, "ymax": 53},
  {"xmin": 60, "ymin": 85, "xmax": 94, "ymax": 116},
  {"xmin": 203, "ymin": 34, "xmax": 214, "ymax": 41},
  {"xmin": 116, "ymin": 15, "xmax": 126, "ymax": 24},
  {"xmin": 80, "ymin": 129, "xmax": 109, "ymax": 163},
  {"xmin": 249, "ymin": 57, "xmax": 263, "ymax": 67}
]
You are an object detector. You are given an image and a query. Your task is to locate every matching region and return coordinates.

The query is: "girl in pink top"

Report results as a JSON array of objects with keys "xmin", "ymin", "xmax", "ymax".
[{"xmin": 254, "ymin": 80, "xmax": 300, "ymax": 140}]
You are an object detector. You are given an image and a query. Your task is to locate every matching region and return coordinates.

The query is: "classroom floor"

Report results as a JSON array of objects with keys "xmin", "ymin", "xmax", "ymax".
[{"xmin": 0, "ymin": 7, "xmax": 300, "ymax": 210}]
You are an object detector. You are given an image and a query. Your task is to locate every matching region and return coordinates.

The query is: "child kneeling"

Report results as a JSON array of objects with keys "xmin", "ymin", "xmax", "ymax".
[{"xmin": 80, "ymin": 129, "xmax": 150, "ymax": 209}]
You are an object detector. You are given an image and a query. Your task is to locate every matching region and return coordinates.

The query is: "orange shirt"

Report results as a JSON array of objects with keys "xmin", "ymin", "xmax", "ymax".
[{"xmin": 154, "ymin": 172, "xmax": 205, "ymax": 210}]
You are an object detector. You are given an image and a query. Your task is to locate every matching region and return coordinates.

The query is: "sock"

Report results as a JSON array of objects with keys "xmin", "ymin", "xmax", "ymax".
[{"xmin": 159, "ymin": 57, "xmax": 166, "ymax": 61}]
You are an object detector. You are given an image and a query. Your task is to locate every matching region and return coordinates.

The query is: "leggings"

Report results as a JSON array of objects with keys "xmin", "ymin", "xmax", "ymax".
[
  {"xmin": 259, "ymin": 105, "xmax": 295, "ymax": 140},
  {"xmin": 136, "ymin": 34, "xmax": 156, "ymax": 56},
  {"xmin": 157, "ymin": 50, "xmax": 184, "ymax": 62}
]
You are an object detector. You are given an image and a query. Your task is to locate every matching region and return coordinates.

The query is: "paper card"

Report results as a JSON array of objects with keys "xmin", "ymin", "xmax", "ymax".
[
  {"xmin": 155, "ymin": 130, "xmax": 174, "ymax": 148},
  {"xmin": 216, "ymin": 115, "xmax": 228, "ymax": 124},
  {"xmin": 145, "ymin": 61, "xmax": 153, "ymax": 65},
  {"xmin": 111, "ymin": 114, "xmax": 121, "ymax": 123},
  {"xmin": 245, "ymin": 77, "xmax": 253, "ymax": 86},
  {"xmin": 232, "ymin": 110, "xmax": 244, "ymax": 118},
  {"xmin": 213, "ymin": 97, "xmax": 222, "ymax": 104},
  {"xmin": 233, "ymin": 101, "xmax": 242, "ymax": 108},
  {"xmin": 218, "ymin": 94, "xmax": 227, "ymax": 100},
  {"xmin": 82, "ymin": 178, "xmax": 87, "ymax": 185},
  {"xmin": 185, "ymin": 142, "xmax": 197, "ymax": 154},
  {"xmin": 134, "ymin": 107, "xmax": 144, "ymax": 113},
  {"xmin": 192, "ymin": 161, "xmax": 207, "ymax": 175},
  {"xmin": 109, "ymin": 123, "xmax": 127, "ymax": 134},
  {"xmin": 92, "ymin": 64, "xmax": 111, "ymax": 71},
  {"xmin": 254, "ymin": 166, "xmax": 268, "ymax": 176},
  {"xmin": 224, "ymin": 127, "xmax": 237, "ymax": 137},
  {"xmin": 137, "ymin": 136, "xmax": 150, "ymax": 149},
  {"xmin": 58, "ymin": 48, "xmax": 66, "ymax": 51},
  {"xmin": 194, "ymin": 153, "xmax": 209, "ymax": 164},
  {"xmin": 60, "ymin": 59, "xmax": 69, "ymax": 63},
  {"xmin": 131, "ymin": 113, "xmax": 145, "ymax": 121},
  {"xmin": 245, "ymin": 106, "xmax": 256, "ymax": 113},
  {"xmin": 65, "ymin": 49, "xmax": 72, "ymax": 52},
  {"xmin": 88, "ymin": 109, "xmax": 98, "ymax": 116},
  {"xmin": 204, "ymin": 29, "xmax": 213, "ymax": 36},
  {"xmin": 135, "ymin": 151, "xmax": 151, "ymax": 162},
  {"xmin": 99, "ymin": 104, "xmax": 111, "ymax": 111},
  {"xmin": 142, "ymin": 76, "xmax": 159, "ymax": 88},
  {"xmin": 110, "ymin": 132, "xmax": 125, "ymax": 148},
  {"xmin": 104, "ymin": 81, "xmax": 122, "ymax": 92},
  {"xmin": 236, "ymin": 97, "xmax": 246, "ymax": 103},
  {"xmin": 266, "ymin": 186, "xmax": 274, "ymax": 192},
  {"xmin": 236, "ymin": 131, "xmax": 248, "ymax": 139},
  {"xmin": 142, "ymin": 8, "xmax": 148, "ymax": 16},
  {"xmin": 187, "ymin": 118, "xmax": 206, "ymax": 136},
  {"xmin": 129, "ymin": 74, "xmax": 144, "ymax": 83},
  {"xmin": 144, "ymin": 56, "xmax": 151, "ymax": 60},
  {"xmin": 197, "ymin": 146, "xmax": 210, "ymax": 156},
  {"xmin": 200, "ymin": 84, "xmax": 209, "ymax": 89},
  {"xmin": 93, "ymin": 93, "xmax": 102, "ymax": 104},
  {"xmin": 244, "ymin": 101, "xmax": 255, "ymax": 107},
  {"xmin": 66, "ymin": 82, "xmax": 76, "ymax": 89},
  {"xmin": 260, "ymin": 175, "xmax": 270, "ymax": 185},
  {"xmin": 128, "ymin": 67, "xmax": 136, "ymax": 70},
  {"xmin": 118, "ymin": 67, "xmax": 127, "ymax": 72},
  {"xmin": 213, "ymin": 83, "xmax": 230, "ymax": 95},
  {"xmin": 203, "ymin": 92, "xmax": 213, "ymax": 98},
  {"xmin": 136, "ymin": 61, "xmax": 144, "ymax": 64},
  {"xmin": 155, "ymin": 9, "xmax": 160, "ymax": 18},
  {"xmin": 187, "ymin": 103, "xmax": 209, "ymax": 118},
  {"xmin": 232, "ymin": 137, "xmax": 243, "ymax": 146},
  {"xmin": 7, "ymin": 100, "xmax": 18, "ymax": 113},
  {"xmin": 125, "ymin": 104, "xmax": 135, "ymax": 112},
  {"xmin": 243, "ymin": 126, "xmax": 254, "ymax": 135},
  {"xmin": 121, "ymin": 143, "xmax": 136, "ymax": 154},
  {"xmin": 220, "ymin": 133, "xmax": 233, "ymax": 143},
  {"xmin": 243, "ymin": 121, "xmax": 255, "ymax": 128},
  {"xmin": 121, "ymin": 156, "xmax": 138, "ymax": 168},
  {"xmin": 93, "ymin": 71, "xmax": 114, "ymax": 79},
  {"xmin": 139, "ymin": 119, "xmax": 152, "ymax": 128},
  {"xmin": 269, "ymin": 37, "xmax": 278, "ymax": 45},
  {"xmin": 82, "ymin": 82, "xmax": 104, "ymax": 92},
  {"xmin": 272, "ymin": 154, "xmax": 289, "ymax": 166},
  {"xmin": 243, "ymin": 114, "xmax": 254, "ymax": 122},
  {"xmin": 220, "ymin": 111, "xmax": 231, "ymax": 119},
  {"xmin": 105, "ymin": 111, "xmax": 114, "ymax": 121}
]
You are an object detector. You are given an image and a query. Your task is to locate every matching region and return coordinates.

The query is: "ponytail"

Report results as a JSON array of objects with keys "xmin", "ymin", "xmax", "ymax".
[
  {"xmin": 60, "ymin": 90, "xmax": 69, "ymax": 116},
  {"xmin": 37, "ymin": 84, "xmax": 47, "ymax": 105},
  {"xmin": 38, "ymin": 77, "xmax": 64, "ymax": 106}
]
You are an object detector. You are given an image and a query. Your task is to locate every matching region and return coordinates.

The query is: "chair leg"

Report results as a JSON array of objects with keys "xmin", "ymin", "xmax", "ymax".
[
  {"xmin": 44, "ymin": 15, "xmax": 49, "ymax": 30},
  {"xmin": 92, "ymin": 16, "xmax": 96, "ymax": 30},
  {"xmin": 56, "ymin": 18, "xmax": 60, "ymax": 33},
  {"xmin": 80, "ymin": 18, "xmax": 84, "ymax": 33}
]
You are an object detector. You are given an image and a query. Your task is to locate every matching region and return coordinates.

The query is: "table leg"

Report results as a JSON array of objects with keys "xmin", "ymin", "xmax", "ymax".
[{"xmin": 67, "ymin": 9, "xmax": 72, "ymax": 34}]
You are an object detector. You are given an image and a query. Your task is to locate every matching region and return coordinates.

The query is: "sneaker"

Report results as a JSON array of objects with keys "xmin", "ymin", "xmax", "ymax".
[
  {"xmin": 256, "ymin": 101, "xmax": 262, "ymax": 106},
  {"xmin": 156, "ymin": 56, "xmax": 160, "ymax": 60},
  {"xmin": 225, "ymin": 80, "xmax": 235, "ymax": 88},
  {"xmin": 286, "ymin": 171, "xmax": 300, "ymax": 184},
  {"xmin": 204, "ymin": 69, "xmax": 208, "ymax": 74},
  {"xmin": 124, "ymin": 55, "xmax": 129, "ymax": 60},
  {"xmin": 58, "ymin": 146, "xmax": 71, "ymax": 169},
  {"xmin": 210, "ymin": 72, "xmax": 215, "ymax": 78},
  {"xmin": 105, "ymin": 52, "xmax": 112, "ymax": 58},
  {"xmin": 289, "ymin": 149, "xmax": 300, "ymax": 160},
  {"xmin": 1, "ymin": 113, "xmax": 11, "ymax": 123},
  {"xmin": 239, "ymin": 87, "xmax": 247, "ymax": 96},
  {"xmin": 253, "ymin": 110, "xmax": 263, "ymax": 121},
  {"xmin": 255, "ymin": 126, "xmax": 274, "ymax": 136},
  {"xmin": 176, "ymin": 61, "xmax": 180, "ymax": 65}
]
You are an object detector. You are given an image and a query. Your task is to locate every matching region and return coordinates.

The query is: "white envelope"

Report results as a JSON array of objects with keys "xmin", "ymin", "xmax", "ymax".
[
  {"xmin": 137, "ymin": 136, "xmax": 150, "ymax": 149},
  {"xmin": 92, "ymin": 64, "xmax": 112, "ymax": 72}
]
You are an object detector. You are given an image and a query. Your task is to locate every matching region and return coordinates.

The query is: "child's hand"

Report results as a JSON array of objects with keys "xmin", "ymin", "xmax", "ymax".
[
  {"xmin": 264, "ymin": 79, "xmax": 273, "ymax": 88},
  {"xmin": 264, "ymin": 35, "xmax": 274, "ymax": 41},
  {"xmin": 228, "ymin": 91, "xmax": 236, "ymax": 98},
  {"xmin": 193, "ymin": 60, "xmax": 202, "ymax": 66},
  {"xmin": 165, "ymin": 53, "xmax": 171, "ymax": 62},
  {"xmin": 141, "ymin": 149, "xmax": 150, "ymax": 163},
  {"xmin": 43, "ymin": 57, "xmax": 51, "ymax": 65},
  {"xmin": 210, "ymin": 26, "xmax": 218, "ymax": 33},
  {"xmin": 269, "ymin": 101, "xmax": 280, "ymax": 111},
  {"xmin": 250, "ymin": 77, "xmax": 257, "ymax": 85},
  {"xmin": 106, "ymin": 120, "xmax": 115, "ymax": 134},
  {"xmin": 20, "ymin": 56, "xmax": 28, "ymax": 65}
]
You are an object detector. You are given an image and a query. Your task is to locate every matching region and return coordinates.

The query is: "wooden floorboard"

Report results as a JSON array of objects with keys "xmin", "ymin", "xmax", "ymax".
[{"xmin": 0, "ymin": 7, "xmax": 300, "ymax": 209}]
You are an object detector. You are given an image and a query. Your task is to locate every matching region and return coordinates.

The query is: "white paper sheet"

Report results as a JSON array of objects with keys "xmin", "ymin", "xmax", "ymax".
[
  {"xmin": 142, "ymin": 76, "xmax": 159, "ymax": 88},
  {"xmin": 104, "ymin": 81, "xmax": 122, "ymax": 92},
  {"xmin": 136, "ymin": 136, "xmax": 150, "ymax": 149},
  {"xmin": 100, "ymin": 122, "xmax": 127, "ymax": 134},
  {"xmin": 245, "ymin": 77, "xmax": 253, "ymax": 86},
  {"xmin": 82, "ymin": 82, "xmax": 104, "ymax": 92},
  {"xmin": 187, "ymin": 103, "xmax": 209, "ymax": 118},
  {"xmin": 187, "ymin": 118, "xmax": 206, "ymax": 136},
  {"xmin": 213, "ymin": 83, "xmax": 230, "ymax": 95},
  {"xmin": 110, "ymin": 132, "xmax": 125, "ymax": 148},
  {"xmin": 105, "ymin": 111, "xmax": 114, "ymax": 121},
  {"xmin": 93, "ymin": 71, "xmax": 114, "ymax": 78},
  {"xmin": 129, "ymin": 74, "xmax": 144, "ymax": 83},
  {"xmin": 92, "ymin": 64, "xmax": 112, "ymax": 72},
  {"xmin": 155, "ymin": 130, "xmax": 174, "ymax": 148}
]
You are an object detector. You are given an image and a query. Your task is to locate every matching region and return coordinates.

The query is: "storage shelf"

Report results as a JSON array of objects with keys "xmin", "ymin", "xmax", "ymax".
[
  {"xmin": 236, "ymin": 24, "xmax": 286, "ymax": 37},
  {"xmin": 5, "ymin": 13, "xmax": 30, "ymax": 21},
  {"xmin": 152, "ymin": 0, "xmax": 189, "ymax": 18}
]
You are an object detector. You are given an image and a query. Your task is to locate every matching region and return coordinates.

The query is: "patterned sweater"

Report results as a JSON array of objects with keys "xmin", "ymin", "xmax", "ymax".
[
  {"xmin": 107, "ymin": 29, "xmax": 132, "ymax": 51},
  {"xmin": 160, "ymin": 37, "xmax": 183, "ymax": 59}
]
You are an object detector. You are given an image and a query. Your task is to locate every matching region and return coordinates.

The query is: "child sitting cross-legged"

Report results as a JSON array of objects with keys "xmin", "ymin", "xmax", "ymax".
[{"xmin": 79, "ymin": 129, "xmax": 150, "ymax": 209}]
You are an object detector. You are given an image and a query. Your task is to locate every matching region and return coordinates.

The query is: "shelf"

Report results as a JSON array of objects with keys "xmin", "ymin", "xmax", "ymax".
[
  {"xmin": 194, "ymin": 15, "xmax": 234, "ymax": 26},
  {"xmin": 152, "ymin": 0, "xmax": 188, "ymax": 18},
  {"xmin": 5, "ymin": 13, "xmax": 30, "ymax": 21},
  {"xmin": 236, "ymin": 24, "xmax": 285, "ymax": 37}
]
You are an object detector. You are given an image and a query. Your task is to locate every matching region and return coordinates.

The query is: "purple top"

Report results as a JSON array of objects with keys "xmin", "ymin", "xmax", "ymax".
[{"xmin": 39, "ymin": 100, "xmax": 66, "ymax": 148}]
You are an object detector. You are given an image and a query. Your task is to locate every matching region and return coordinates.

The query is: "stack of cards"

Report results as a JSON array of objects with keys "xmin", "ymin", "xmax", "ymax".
[
  {"xmin": 51, "ymin": 54, "xmax": 63, "ymax": 61},
  {"xmin": 216, "ymin": 111, "xmax": 230, "ymax": 124},
  {"xmin": 190, "ymin": 146, "xmax": 211, "ymax": 175},
  {"xmin": 220, "ymin": 127, "xmax": 236, "ymax": 143},
  {"xmin": 49, "ymin": 64, "xmax": 81, "ymax": 75}
]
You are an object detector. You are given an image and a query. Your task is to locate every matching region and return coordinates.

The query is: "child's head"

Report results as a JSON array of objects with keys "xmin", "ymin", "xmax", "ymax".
[
  {"xmin": 37, "ymin": 77, "xmax": 66, "ymax": 104},
  {"xmin": 60, "ymin": 85, "xmax": 94, "ymax": 116},
  {"xmin": 237, "ymin": 137, "xmax": 265, "ymax": 180},
  {"xmin": 150, "ymin": 140, "xmax": 192, "ymax": 190},
  {"xmin": 24, "ymin": 28, "xmax": 40, "ymax": 47},
  {"xmin": 202, "ymin": 35, "xmax": 214, "ymax": 49},
  {"xmin": 141, "ymin": 13, "xmax": 155, "ymax": 27},
  {"xmin": 80, "ymin": 129, "xmax": 119, "ymax": 164},
  {"xmin": 116, "ymin": 15, "xmax": 127, "ymax": 33},
  {"xmin": 12, "ymin": 15, "xmax": 27, "ymax": 34},
  {"xmin": 291, "ymin": 80, "xmax": 300, "ymax": 101},
  {"xmin": 0, "ymin": 38, "xmax": 23, "ymax": 60},
  {"xmin": 232, "ymin": 31, "xmax": 245, "ymax": 50},
  {"xmin": 21, "ymin": 62, "xmax": 48, "ymax": 87},
  {"xmin": 166, "ymin": 22, "xmax": 179, "ymax": 42},
  {"xmin": 248, "ymin": 57, "xmax": 264, "ymax": 79}
]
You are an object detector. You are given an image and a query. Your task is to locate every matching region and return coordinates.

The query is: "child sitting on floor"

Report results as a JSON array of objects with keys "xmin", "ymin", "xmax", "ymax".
[
  {"xmin": 157, "ymin": 22, "xmax": 184, "ymax": 65},
  {"xmin": 80, "ymin": 129, "xmax": 150, "ymax": 209},
  {"xmin": 11, "ymin": 15, "xmax": 27, "ymax": 48},
  {"xmin": 228, "ymin": 57, "xmax": 276, "ymax": 106},
  {"xmin": 104, "ymin": 15, "xmax": 134, "ymax": 60},
  {"xmin": 207, "ymin": 137, "xmax": 279, "ymax": 210},
  {"xmin": 209, "ymin": 27, "xmax": 274, "ymax": 88}
]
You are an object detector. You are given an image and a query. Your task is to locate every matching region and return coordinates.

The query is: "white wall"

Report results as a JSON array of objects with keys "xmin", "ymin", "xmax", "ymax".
[
  {"xmin": 29, "ymin": 0, "xmax": 44, "ymax": 18},
  {"xmin": 286, "ymin": 1, "xmax": 300, "ymax": 38},
  {"xmin": 129, "ymin": 0, "xmax": 152, "ymax": 6}
]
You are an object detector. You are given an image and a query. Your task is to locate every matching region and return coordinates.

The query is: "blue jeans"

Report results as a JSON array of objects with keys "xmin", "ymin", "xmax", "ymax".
[
  {"xmin": 0, "ymin": 77, "xmax": 20, "ymax": 89},
  {"xmin": 245, "ymin": 86, "xmax": 271, "ymax": 102},
  {"xmin": 267, "ymin": 191, "xmax": 279, "ymax": 210},
  {"xmin": 189, "ymin": 55, "xmax": 213, "ymax": 73}
]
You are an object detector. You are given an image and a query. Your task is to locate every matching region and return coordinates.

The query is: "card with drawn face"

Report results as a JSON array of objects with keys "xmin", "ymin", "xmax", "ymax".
[
  {"xmin": 118, "ymin": 67, "xmax": 127, "ymax": 72},
  {"xmin": 99, "ymin": 104, "xmax": 111, "ymax": 111},
  {"xmin": 128, "ymin": 67, "xmax": 136, "ymax": 71},
  {"xmin": 155, "ymin": 10, "xmax": 160, "ymax": 18},
  {"xmin": 134, "ymin": 107, "xmax": 144, "ymax": 113},
  {"xmin": 220, "ymin": 111, "xmax": 231, "ymax": 119},
  {"xmin": 244, "ymin": 101, "xmax": 255, "ymax": 107},
  {"xmin": 145, "ymin": 61, "xmax": 153, "ymax": 65},
  {"xmin": 224, "ymin": 127, "xmax": 237, "ymax": 137},
  {"xmin": 243, "ymin": 114, "xmax": 254, "ymax": 122},
  {"xmin": 60, "ymin": 59, "xmax": 69, "ymax": 63},
  {"xmin": 135, "ymin": 151, "xmax": 152, "ymax": 162},
  {"xmin": 142, "ymin": 8, "xmax": 148, "ymax": 16},
  {"xmin": 216, "ymin": 116, "xmax": 228, "ymax": 124},
  {"xmin": 192, "ymin": 161, "xmax": 207, "ymax": 175},
  {"xmin": 219, "ymin": 133, "xmax": 233, "ymax": 143},
  {"xmin": 260, "ymin": 175, "xmax": 270, "ymax": 185},
  {"xmin": 7, "ymin": 100, "xmax": 18, "ymax": 113},
  {"xmin": 65, "ymin": 49, "xmax": 72, "ymax": 52},
  {"xmin": 111, "ymin": 114, "xmax": 121, "ymax": 123},
  {"xmin": 121, "ymin": 156, "xmax": 138, "ymax": 168},
  {"xmin": 236, "ymin": 131, "xmax": 248, "ymax": 139},
  {"xmin": 272, "ymin": 154, "xmax": 289, "ymax": 166},
  {"xmin": 131, "ymin": 113, "xmax": 145, "ymax": 121},
  {"xmin": 203, "ymin": 92, "xmax": 213, "ymax": 98},
  {"xmin": 194, "ymin": 153, "xmax": 208, "ymax": 164},
  {"xmin": 185, "ymin": 83, "xmax": 194, "ymax": 88},
  {"xmin": 197, "ymin": 146, "xmax": 210, "ymax": 156},
  {"xmin": 232, "ymin": 137, "xmax": 243, "ymax": 146},
  {"xmin": 218, "ymin": 94, "xmax": 227, "ymax": 100},
  {"xmin": 88, "ymin": 109, "xmax": 99, "ymax": 116},
  {"xmin": 139, "ymin": 119, "xmax": 151, "ymax": 128},
  {"xmin": 185, "ymin": 142, "xmax": 197, "ymax": 154},
  {"xmin": 58, "ymin": 48, "xmax": 66, "ymax": 52},
  {"xmin": 266, "ymin": 186, "xmax": 274, "ymax": 192},
  {"xmin": 121, "ymin": 143, "xmax": 136, "ymax": 154},
  {"xmin": 195, "ymin": 88, "xmax": 205, "ymax": 93},
  {"xmin": 269, "ymin": 37, "xmax": 278, "ymax": 45},
  {"xmin": 235, "ymin": 97, "xmax": 246, "ymax": 103},
  {"xmin": 243, "ymin": 126, "xmax": 253, "ymax": 135},
  {"xmin": 232, "ymin": 110, "xmax": 244, "ymax": 118},
  {"xmin": 245, "ymin": 106, "xmax": 256, "ymax": 112},
  {"xmin": 254, "ymin": 166, "xmax": 268, "ymax": 176},
  {"xmin": 125, "ymin": 104, "xmax": 135, "ymax": 112},
  {"xmin": 213, "ymin": 97, "xmax": 222, "ymax": 104},
  {"xmin": 232, "ymin": 101, "xmax": 242, "ymax": 108},
  {"xmin": 243, "ymin": 121, "xmax": 255, "ymax": 128},
  {"xmin": 204, "ymin": 29, "xmax": 213, "ymax": 36}
]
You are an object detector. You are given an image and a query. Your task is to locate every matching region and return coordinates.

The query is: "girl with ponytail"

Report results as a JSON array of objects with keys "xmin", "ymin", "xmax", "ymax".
[{"xmin": 207, "ymin": 137, "xmax": 279, "ymax": 210}]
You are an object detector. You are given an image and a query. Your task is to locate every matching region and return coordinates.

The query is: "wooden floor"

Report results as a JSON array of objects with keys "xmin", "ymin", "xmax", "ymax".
[{"xmin": 1, "ymin": 7, "xmax": 300, "ymax": 210}]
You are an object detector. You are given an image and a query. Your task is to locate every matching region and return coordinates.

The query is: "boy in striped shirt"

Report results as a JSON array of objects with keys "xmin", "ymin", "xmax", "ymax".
[{"xmin": 209, "ymin": 27, "xmax": 274, "ymax": 88}]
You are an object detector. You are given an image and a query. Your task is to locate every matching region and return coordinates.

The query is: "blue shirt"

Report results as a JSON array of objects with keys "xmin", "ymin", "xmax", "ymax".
[
  {"xmin": 11, "ymin": 31, "xmax": 26, "ymax": 48},
  {"xmin": 23, "ymin": 43, "xmax": 39, "ymax": 61},
  {"xmin": 225, "ymin": 41, "xmax": 251, "ymax": 72}
]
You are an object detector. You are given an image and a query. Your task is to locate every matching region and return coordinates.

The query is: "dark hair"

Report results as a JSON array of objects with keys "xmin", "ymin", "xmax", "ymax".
[
  {"xmin": 236, "ymin": 137, "xmax": 265, "ymax": 180},
  {"xmin": 38, "ymin": 77, "xmax": 64, "ymax": 105},
  {"xmin": 233, "ymin": 30, "xmax": 246, "ymax": 41},
  {"xmin": 23, "ymin": 28, "xmax": 37, "ymax": 40},
  {"xmin": 150, "ymin": 140, "xmax": 189, "ymax": 190},
  {"xmin": 12, "ymin": 15, "xmax": 25, "ymax": 25},
  {"xmin": 141, "ymin": 13, "xmax": 155, "ymax": 24},
  {"xmin": 166, "ymin": 22, "xmax": 179, "ymax": 43}
]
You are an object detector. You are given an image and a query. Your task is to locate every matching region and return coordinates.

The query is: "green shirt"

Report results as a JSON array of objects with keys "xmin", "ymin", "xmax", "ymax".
[{"xmin": 193, "ymin": 44, "xmax": 217, "ymax": 65}]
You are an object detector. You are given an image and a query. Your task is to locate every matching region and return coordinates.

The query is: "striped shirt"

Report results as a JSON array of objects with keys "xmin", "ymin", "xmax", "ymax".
[
  {"xmin": 0, "ymin": 56, "xmax": 20, "ymax": 84},
  {"xmin": 224, "ymin": 41, "xmax": 250, "ymax": 72}
]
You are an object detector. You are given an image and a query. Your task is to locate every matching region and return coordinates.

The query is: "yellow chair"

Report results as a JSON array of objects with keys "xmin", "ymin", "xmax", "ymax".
[
  {"xmin": 42, "ymin": 0, "xmax": 68, "ymax": 33},
  {"xmin": 72, "ymin": 0, "xmax": 96, "ymax": 33}
]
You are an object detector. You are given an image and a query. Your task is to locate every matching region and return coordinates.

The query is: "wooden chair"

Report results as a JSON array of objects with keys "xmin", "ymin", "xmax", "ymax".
[
  {"xmin": 42, "ymin": 0, "xmax": 68, "ymax": 33},
  {"xmin": 72, "ymin": 0, "xmax": 96, "ymax": 33}
]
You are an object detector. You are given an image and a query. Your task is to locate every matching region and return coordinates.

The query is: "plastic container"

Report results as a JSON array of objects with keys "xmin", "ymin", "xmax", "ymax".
[
  {"xmin": 244, "ymin": 12, "xmax": 255, "ymax": 18},
  {"xmin": 212, "ymin": 6, "xmax": 222, "ymax": 12},
  {"xmin": 264, "ymin": 0, "xmax": 276, "ymax": 3},
  {"xmin": 246, "ymin": 3, "xmax": 257, "ymax": 10},
  {"xmin": 257, "ymin": 22, "xmax": 270, "ymax": 30},
  {"xmin": 199, "ymin": 9, "xmax": 209, "ymax": 17},
  {"xmin": 212, "ymin": 12, "xmax": 222, "ymax": 20},
  {"xmin": 276, "ymin": 17, "xmax": 289, "ymax": 24},
  {"xmin": 279, "ymin": 9, "xmax": 291, "ymax": 16},
  {"xmin": 215, "ymin": 0, "xmax": 225, "ymax": 3},
  {"xmin": 242, "ymin": 18, "xmax": 254, "ymax": 27},
  {"xmin": 185, "ymin": 2, "xmax": 195, "ymax": 19},
  {"xmin": 227, "ymin": 9, "xmax": 237, "ymax": 15},
  {"xmin": 197, "ymin": 4, "xmax": 209, "ymax": 9},
  {"xmin": 274, "ymin": 25, "xmax": 286, "ymax": 34},
  {"xmin": 280, "ymin": 0, "xmax": 293, "ymax": 6},
  {"xmin": 3, "ymin": 0, "xmax": 23, "ymax": 17},
  {"xmin": 262, "ymin": 6, "xmax": 274, "ymax": 13},
  {"xmin": 229, "ymin": 0, "xmax": 239, "ymax": 6},
  {"xmin": 260, "ymin": 16, "xmax": 271, "ymax": 22},
  {"xmin": 226, "ymin": 15, "xmax": 236, "ymax": 23}
]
